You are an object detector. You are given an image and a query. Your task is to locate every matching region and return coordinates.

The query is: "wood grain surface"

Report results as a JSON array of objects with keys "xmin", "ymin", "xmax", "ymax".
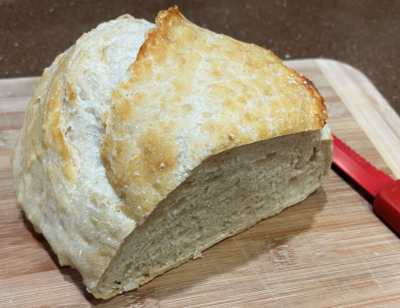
[{"xmin": 1, "ymin": 59, "xmax": 399, "ymax": 308}]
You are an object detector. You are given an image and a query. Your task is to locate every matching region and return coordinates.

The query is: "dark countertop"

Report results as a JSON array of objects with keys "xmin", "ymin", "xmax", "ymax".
[{"xmin": 1, "ymin": 0, "xmax": 399, "ymax": 115}]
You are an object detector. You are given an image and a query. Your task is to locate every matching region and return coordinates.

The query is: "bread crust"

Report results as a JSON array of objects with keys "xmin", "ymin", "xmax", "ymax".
[
  {"xmin": 101, "ymin": 7, "xmax": 328, "ymax": 224},
  {"xmin": 12, "ymin": 6, "xmax": 328, "ymax": 298},
  {"xmin": 12, "ymin": 15, "xmax": 154, "ymax": 289}
]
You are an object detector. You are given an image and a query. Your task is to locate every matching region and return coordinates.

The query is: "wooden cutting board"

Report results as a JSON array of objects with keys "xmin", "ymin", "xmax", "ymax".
[{"xmin": 1, "ymin": 59, "xmax": 400, "ymax": 308}]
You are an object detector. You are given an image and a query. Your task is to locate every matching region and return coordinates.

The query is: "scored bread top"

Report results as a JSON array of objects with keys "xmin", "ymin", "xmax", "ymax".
[{"xmin": 101, "ymin": 7, "xmax": 328, "ymax": 224}]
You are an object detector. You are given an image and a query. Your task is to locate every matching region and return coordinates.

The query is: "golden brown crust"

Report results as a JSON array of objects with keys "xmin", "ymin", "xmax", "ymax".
[
  {"xmin": 139, "ymin": 7, "xmax": 184, "ymax": 60},
  {"xmin": 18, "ymin": 50, "xmax": 78, "ymax": 185},
  {"xmin": 42, "ymin": 81, "xmax": 77, "ymax": 183},
  {"xmin": 290, "ymin": 71, "xmax": 328, "ymax": 126},
  {"xmin": 101, "ymin": 7, "xmax": 328, "ymax": 224},
  {"xmin": 66, "ymin": 82, "xmax": 77, "ymax": 103}
]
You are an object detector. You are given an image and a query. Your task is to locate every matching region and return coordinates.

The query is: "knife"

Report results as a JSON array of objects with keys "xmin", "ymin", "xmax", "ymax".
[{"xmin": 332, "ymin": 134, "xmax": 400, "ymax": 235}]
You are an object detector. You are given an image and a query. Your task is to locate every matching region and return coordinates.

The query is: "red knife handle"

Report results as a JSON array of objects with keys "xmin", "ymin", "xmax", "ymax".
[{"xmin": 373, "ymin": 180, "xmax": 400, "ymax": 235}]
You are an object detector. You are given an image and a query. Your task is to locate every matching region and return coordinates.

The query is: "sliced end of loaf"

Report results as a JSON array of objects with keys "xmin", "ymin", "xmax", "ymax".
[{"xmin": 92, "ymin": 127, "xmax": 332, "ymax": 298}]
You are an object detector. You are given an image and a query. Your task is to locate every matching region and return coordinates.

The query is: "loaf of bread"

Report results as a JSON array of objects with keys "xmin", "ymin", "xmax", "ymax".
[{"xmin": 12, "ymin": 7, "xmax": 332, "ymax": 299}]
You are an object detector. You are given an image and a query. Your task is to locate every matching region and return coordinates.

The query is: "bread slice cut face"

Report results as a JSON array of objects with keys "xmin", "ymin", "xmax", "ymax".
[{"xmin": 12, "ymin": 7, "xmax": 332, "ymax": 299}]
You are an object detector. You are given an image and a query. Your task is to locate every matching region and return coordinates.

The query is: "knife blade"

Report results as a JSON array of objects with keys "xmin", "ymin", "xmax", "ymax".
[{"xmin": 332, "ymin": 134, "xmax": 400, "ymax": 235}]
